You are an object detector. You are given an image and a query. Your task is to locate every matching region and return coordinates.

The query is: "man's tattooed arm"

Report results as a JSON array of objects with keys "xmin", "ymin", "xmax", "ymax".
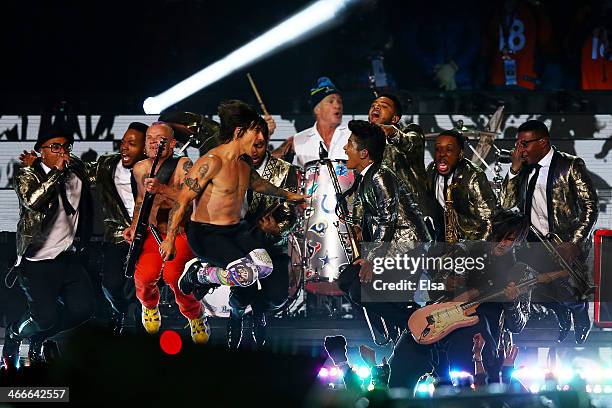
[
  {"xmin": 249, "ymin": 169, "xmax": 290, "ymax": 198},
  {"xmin": 166, "ymin": 157, "xmax": 217, "ymax": 239},
  {"xmin": 166, "ymin": 201, "xmax": 182, "ymax": 238}
]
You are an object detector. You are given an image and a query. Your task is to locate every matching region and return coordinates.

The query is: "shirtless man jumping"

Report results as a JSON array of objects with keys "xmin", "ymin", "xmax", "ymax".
[
  {"xmin": 159, "ymin": 100, "xmax": 305, "ymax": 293},
  {"xmin": 123, "ymin": 122, "xmax": 209, "ymax": 343}
]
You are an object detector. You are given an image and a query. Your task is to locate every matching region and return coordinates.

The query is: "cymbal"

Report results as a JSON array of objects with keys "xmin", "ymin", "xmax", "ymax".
[
  {"xmin": 424, "ymin": 129, "xmax": 500, "ymax": 140},
  {"xmin": 158, "ymin": 111, "xmax": 220, "ymax": 145}
]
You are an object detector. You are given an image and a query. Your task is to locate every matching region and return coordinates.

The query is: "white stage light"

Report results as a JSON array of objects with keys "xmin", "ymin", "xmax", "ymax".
[{"xmin": 143, "ymin": 0, "xmax": 355, "ymax": 114}]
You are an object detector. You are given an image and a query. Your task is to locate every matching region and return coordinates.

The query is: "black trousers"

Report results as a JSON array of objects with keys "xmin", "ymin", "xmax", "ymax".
[
  {"xmin": 518, "ymin": 238, "xmax": 589, "ymax": 317},
  {"xmin": 101, "ymin": 242, "xmax": 134, "ymax": 315},
  {"xmin": 186, "ymin": 221, "xmax": 260, "ymax": 268},
  {"xmin": 10, "ymin": 252, "xmax": 95, "ymax": 341},
  {"xmin": 337, "ymin": 263, "xmax": 415, "ymax": 330},
  {"xmin": 388, "ymin": 317, "xmax": 496, "ymax": 389}
]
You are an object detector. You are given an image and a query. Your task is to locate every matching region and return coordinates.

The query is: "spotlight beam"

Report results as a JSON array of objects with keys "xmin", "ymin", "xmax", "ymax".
[{"xmin": 143, "ymin": 0, "xmax": 356, "ymax": 114}]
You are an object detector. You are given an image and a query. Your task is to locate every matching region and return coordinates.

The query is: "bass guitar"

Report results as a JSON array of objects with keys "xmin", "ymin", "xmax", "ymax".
[
  {"xmin": 408, "ymin": 269, "xmax": 567, "ymax": 345},
  {"xmin": 124, "ymin": 138, "xmax": 167, "ymax": 278}
]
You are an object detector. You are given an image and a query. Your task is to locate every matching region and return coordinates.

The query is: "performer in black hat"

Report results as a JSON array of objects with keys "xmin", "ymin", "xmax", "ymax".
[{"xmin": 2, "ymin": 126, "xmax": 94, "ymax": 370}]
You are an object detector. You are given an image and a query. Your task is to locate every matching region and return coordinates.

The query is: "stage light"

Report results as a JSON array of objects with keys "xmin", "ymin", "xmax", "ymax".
[
  {"xmin": 357, "ymin": 366, "xmax": 371, "ymax": 379},
  {"xmin": 330, "ymin": 367, "xmax": 338, "ymax": 377},
  {"xmin": 319, "ymin": 367, "xmax": 329, "ymax": 378},
  {"xmin": 142, "ymin": 0, "xmax": 356, "ymax": 114},
  {"xmin": 554, "ymin": 367, "xmax": 574, "ymax": 382},
  {"xmin": 417, "ymin": 384, "xmax": 429, "ymax": 393},
  {"xmin": 449, "ymin": 370, "xmax": 471, "ymax": 379},
  {"xmin": 529, "ymin": 384, "xmax": 540, "ymax": 393}
]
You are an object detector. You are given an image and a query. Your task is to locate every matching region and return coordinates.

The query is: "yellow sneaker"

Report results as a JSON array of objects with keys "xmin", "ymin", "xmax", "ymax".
[
  {"xmin": 189, "ymin": 314, "xmax": 211, "ymax": 344},
  {"xmin": 141, "ymin": 306, "xmax": 161, "ymax": 334}
]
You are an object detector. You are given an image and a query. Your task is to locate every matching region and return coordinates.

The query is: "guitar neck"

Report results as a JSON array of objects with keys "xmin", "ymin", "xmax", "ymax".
[{"xmin": 461, "ymin": 277, "xmax": 539, "ymax": 310}]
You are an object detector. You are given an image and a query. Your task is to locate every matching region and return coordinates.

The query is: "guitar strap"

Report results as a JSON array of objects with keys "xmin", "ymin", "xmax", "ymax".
[{"xmin": 154, "ymin": 156, "xmax": 181, "ymax": 185}]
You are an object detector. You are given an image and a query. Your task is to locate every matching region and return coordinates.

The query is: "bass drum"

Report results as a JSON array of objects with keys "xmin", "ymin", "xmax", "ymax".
[{"xmin": 300, "ymin": 159, "xmax": 355, "ymax": 294}]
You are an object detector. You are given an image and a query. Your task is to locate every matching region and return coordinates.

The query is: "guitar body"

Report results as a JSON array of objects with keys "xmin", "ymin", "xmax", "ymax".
[
  {"xmin": 407, "ymin": 270, "xmax": 567, "ymax": 345},
  {"xmin": 408, "ymin": 303, "xmax": 479, "ymax": 345}
]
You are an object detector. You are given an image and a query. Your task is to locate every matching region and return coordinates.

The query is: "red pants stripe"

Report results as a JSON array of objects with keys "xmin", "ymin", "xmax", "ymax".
[{"xmin": 134, "ymin": 230, "xmax": 202, "ymax": 320}]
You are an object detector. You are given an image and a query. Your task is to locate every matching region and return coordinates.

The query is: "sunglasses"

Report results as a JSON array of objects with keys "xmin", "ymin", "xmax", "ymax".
[{"xmin": 515, "ymin": 137, "xmax": 544, "ymax": 149}]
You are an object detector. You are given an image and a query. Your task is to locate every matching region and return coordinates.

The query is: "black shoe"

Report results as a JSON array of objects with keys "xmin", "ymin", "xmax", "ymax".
[
  {"xmin": 227, "ymin": 310, "xmax": 243, "ymax": 350},
  {"xmin": 549, "ymin": 304, "xmax": 571, "ymax": 343},
  {"xmin": 571, "ymin": 305, "xmax": 591, "ymax": 344},
  {"xmin": 1, "ymin": 329, "xmax": 21, "ymax": 371},
  {"xmin": 178, "ymin": 258, "xmax": 202, "ymax": 295},
  {"xmin": 324, "ymin": 335, "xmax": 348, "ymax": 366},
  {"xmin": 252, "ymin": 312, "xmax": 267, "ymax": 348},
  {"xmin": 193, "ymin": 283, "xmax": 220, "ymax": 301},
  {"xmin": 27, "ymin": 337, "xmax": 46, "ymax": 367}
]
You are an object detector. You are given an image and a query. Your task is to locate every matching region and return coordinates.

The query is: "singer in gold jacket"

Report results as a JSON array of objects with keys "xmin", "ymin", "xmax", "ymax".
[
  {"xmin": 499, "ymin": 151, "xmax": 598, "ymax": 257},
  {"xmin": 499, "ymin": 119, "xmax": 598, "ymax": 344},
  {"xmin": 425, "ymin": 129, "xmax": 498, "ymax": 241},
  {"xmin": 365, "ymin": 94, "xmax": 431, "ymax": 217},
  {"xmin": 227, "ymin": 144, "xmax": 300, "ymax": 349},
  {"xmin": 3, "ymin": 127, "xmax": 94, "ymax": 371},
  {"xmin": 15, "ymin": 154, "xmax": 92, "ymax": 258}
]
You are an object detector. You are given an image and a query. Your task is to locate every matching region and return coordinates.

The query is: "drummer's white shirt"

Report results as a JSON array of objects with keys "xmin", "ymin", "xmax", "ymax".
[{"xmin": 293, "ymin": 122, "xmax": 350, "ymax": 167}]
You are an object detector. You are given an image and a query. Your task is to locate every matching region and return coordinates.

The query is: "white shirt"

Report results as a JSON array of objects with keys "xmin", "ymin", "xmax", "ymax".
[
  {"xmin": 359, "ymin": 162, "xmax": 375, "ymax": 177},
  {"xmin": 114, "ymin": 160, "xmax": 135, "ymax": 218},
  {"xmin": 240, "ymin": 153, "xmax": 269, "ymax": 218},
  {"xmin": 435, "ymin": 173, "xmax": 454, "ymax": 208},
  {"xmin": 508, "ymin": 147, "xmax": 554, "ymax": 234},
  {"xmin": 26, "ymin": 163, "xmax": 82, "ymax": 261},
  {"xmin": 293, "ymin": 123, "xmax": 351, "ymax": 167}
]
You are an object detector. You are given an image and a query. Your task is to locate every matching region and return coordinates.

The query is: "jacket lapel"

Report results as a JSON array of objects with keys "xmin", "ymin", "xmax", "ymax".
[
  {"xmin": 546, "ymin": 149, "xmax": 562, "ymax": 233},
  {"xmin": 104, "ymin": 154, "xmax": 131, "ymax": 220}
]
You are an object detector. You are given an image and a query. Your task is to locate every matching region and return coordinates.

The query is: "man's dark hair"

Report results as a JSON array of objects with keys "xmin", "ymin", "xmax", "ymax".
[
  {"xmin": 437, "ymin": 129, "xmax": 465, "ymax": 150},
  {"xmin": 492, "ymin": 209, "xmax": 529, "ymax": 242},
  {"xmin": 348, "ymin": 120, "xmax": 386, "ymax": 162},
  {"xmin": 218, "ymin": 100, "xmax": 268, "ymax": 143},
  {"xmin": 377, "ymin": 93, "xmax": 402, "ymax": 117},
  {"xmin": 517, "ymin": 120, "xmax": 550, "ymax": 139},
  {"xmin": 128, "ymin": 122, "xmax": 148, "ymax": 134}
]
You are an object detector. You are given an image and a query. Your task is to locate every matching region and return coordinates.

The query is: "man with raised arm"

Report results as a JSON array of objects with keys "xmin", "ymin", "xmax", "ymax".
[{"xmin": 159, "ymin": 100, "xmax": 305, "ymax": 294}]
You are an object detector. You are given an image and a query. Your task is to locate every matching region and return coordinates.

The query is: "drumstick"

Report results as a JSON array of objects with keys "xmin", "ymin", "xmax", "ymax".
[{"xmin": 246, "ymin": 73, "xmax": 270, "ymax": 116}]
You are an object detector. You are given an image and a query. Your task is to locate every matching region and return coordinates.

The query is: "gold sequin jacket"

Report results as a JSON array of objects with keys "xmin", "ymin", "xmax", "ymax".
[{"xmin": 425, "ymin": 158, "xmax": 498, "ymax": 241}]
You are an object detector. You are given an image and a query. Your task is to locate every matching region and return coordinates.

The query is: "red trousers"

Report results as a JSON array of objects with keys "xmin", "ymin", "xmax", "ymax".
[{"xmin": 134, "ymin": 230, "xmax": 202, "ymax": 320}]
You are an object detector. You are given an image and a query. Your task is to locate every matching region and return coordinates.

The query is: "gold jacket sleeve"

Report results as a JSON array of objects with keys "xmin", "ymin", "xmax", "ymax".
[
  {"xmin": 568, "ymin": 158, "xmax": 598, "ymax": 245},
  {"xmin": 15, "ymin": 167, "xmax": 62, "ymax": 211}
]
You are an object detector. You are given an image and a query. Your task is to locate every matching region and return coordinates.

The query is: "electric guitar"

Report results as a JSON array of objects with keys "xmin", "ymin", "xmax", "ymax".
[
  {"xmin": 407, "ymin": 270, "xmax": 568, "ymax": 345},
  {"xmin": 124, "ymin": 138, "xmax": 167, "ymax": 278}
]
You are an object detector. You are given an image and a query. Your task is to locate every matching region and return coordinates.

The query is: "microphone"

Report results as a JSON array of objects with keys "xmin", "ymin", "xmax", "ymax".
[{"xmin": 319, "ymin": 141, "xmax": 328, "ymax": 160}]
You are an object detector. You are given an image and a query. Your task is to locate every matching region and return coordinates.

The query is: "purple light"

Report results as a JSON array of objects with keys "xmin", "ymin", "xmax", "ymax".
[{"xmin": 319, "ymin": 367, "xmax": 329, "ymax": 378}]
